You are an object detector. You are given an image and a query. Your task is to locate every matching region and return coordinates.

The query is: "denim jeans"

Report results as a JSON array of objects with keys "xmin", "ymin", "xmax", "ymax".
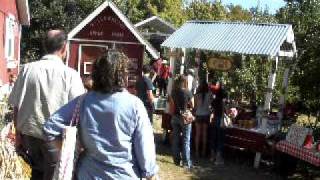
[
  {"xmin": 211, "ymin": 115, "xmax": 225, "ymax": 153},
  {"xmin": 147, "ymin": 108, "xmax": 153, "ymax": 124},
  {"xmin": 21, "ymin": 135, "xmax": 59, "ymax": 180},
  {"xmin": 171, "ymin": 115, "xmax": 192, "ymax": 168}
]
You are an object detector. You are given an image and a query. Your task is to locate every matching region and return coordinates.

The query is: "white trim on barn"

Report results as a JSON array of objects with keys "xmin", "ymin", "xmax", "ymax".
[
  {"xmin": 68, "ymin": 1, "xmax": 159, "ymax": 59},
  {"xmin": 16, "ymin": 0, "xmax": 30, "ymax": 25},
  {"xmin": 135, "ymin": 16, "xmax": 176, "ymax": 32},
  {"xmin": 78, "ymin": 44, "xmax": 109, "ymax": 74},
  {"xmin": 69, "ymin": 38, "xmax": 142, "ymax": 46}
]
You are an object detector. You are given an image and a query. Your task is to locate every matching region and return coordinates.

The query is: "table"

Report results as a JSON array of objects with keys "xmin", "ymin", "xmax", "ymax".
[
  {"xmin": 224, "ymin": 126, "xmax": 276, "ymax": 168},
  {"xmin": 276, "ymin": 140, "xmax": 320, "ymax": 167}
]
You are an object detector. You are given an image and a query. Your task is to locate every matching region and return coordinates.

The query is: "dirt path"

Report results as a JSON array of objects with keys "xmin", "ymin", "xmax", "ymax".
[{"xmin": 153, "ymin": 115, "xmax": 281, "ymax": 180}]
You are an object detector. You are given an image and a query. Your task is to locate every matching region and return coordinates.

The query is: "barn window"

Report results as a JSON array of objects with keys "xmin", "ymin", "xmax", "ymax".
[{"xmin": 5, "ymin": 14, "xmax": 16, "ymax": 61}]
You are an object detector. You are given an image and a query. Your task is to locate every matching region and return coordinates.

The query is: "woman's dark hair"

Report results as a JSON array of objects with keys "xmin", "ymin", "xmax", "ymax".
[
  {"xmin": 172, "ymin": 75, "xmax": 186, "ymax": 93},
  {"xmin": 92, "ymin": 50, "xmax": 129, "ymax": 93},
  {"xmin": 142, "ymin": 64, "xmax": 151, "ymax": 74},
  {"xmin": 197, "ymin": 81, "xmax": 208, "ymax": 101}
]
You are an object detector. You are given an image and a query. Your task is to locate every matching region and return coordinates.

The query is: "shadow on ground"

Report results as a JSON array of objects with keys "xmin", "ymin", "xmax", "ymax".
[{"xmin": 152, "ymin": 115, "xmax": 320, "ymax": 180}]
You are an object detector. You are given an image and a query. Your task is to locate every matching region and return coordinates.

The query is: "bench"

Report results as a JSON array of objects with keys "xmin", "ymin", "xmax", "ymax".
[{"xmin": 224, "ymin": 127, "xmax": 271, "ymax": 168}]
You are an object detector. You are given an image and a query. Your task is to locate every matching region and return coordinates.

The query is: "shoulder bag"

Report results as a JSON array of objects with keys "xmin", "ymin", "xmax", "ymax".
[{"xmin": 52, "ymin": 94, "xmax": 85, "ymax": 180}]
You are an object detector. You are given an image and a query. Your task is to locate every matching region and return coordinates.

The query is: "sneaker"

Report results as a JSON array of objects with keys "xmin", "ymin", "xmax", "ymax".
[
  {"xmin": 214, "ymin": 154, "xmax": 224, "ymax": 166},
  {"xmin": 209, "ymin": 156, "xmax": 215, "ymax": 162},
  {"xmin": 174, "ymin": 160, "xmax": 181, "ymax": 166},
  {"xmin": 183, "ymin": 165, "xmax": 192, "ymax": 173}
]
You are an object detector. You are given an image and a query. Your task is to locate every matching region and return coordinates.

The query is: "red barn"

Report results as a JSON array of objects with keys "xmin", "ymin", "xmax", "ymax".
[
  {"xmin": 67, "ymin": 1, "xmax": 159, "ymax": 89},
  {"xmin": 0, "ymin": 0, "xmax": 30, "ymax": 85}
]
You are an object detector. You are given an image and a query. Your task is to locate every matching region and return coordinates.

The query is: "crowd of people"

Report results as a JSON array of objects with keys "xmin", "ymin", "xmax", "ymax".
[
  {"xmin": 7, "ymin": 29, "xmax": 159, "ymax": 180},
  {"xmin": 135, "ymin": 56, "xmax": 230, "ymax": 169},
  {"xmin": 165, "ymin": 75, "xmax": 228, "ymax": 169},
  {"xmin": 2, "ymin": 29, "xmax": 233, "ymax": 180}
]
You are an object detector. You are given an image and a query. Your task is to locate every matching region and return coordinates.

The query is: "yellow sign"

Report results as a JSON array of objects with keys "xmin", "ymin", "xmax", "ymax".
[{"xmin": 207, "ymin": 57, "xmax": 233, "ymax": 71}]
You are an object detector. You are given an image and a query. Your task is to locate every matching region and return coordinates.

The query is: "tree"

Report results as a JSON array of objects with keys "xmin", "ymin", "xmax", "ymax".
[
  {"xmin": 226, "ymin": 4, "xmax": 251, "ymax": 22},
  {"xmin": 250, "ymin": 5, "xmax": 277, "ymax": 23},
  {"xmin": 21, "ymin": 0, "xmax": 116, "ymax": 62},
  {"xmin": 156, "ymin": 0, "xmax": 186, "ymax": 26},
  {"xmin": 21, "ymin": 0, "xmax": 187, "ymax": 63},
  {"xmin": 276, "ymin": 0, "xmax": 320, "ymax": 135},
  {"xmin": 186, "ymin": 0, "xmax": 227, "ymax": 21}
]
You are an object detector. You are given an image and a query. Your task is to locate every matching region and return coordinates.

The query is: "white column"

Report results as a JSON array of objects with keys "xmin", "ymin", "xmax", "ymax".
[
  {"xmin": 194, "ymin": 49, "xmax": 200, "ymax": 83},
  {"xmin": 254, "ymin": 152, "xmax": 262, "ymax": 168},
  {"xmin": 263, "ymin": 56, "xmax": 278, "ymax": 111},
  {"xmin": 167, "ymin": 48, "xmax": 176, "ymax": 96},
  {"xmin": 165, "ymin": 48, "xmax": 177, "ymax": 114},
  {"xmin": 180, "ymin": 48, "xmax": 186, "ymax": 75},
  {"xmin": 278, "ymin": 61, "xmax": 291, "ymax": 121}
]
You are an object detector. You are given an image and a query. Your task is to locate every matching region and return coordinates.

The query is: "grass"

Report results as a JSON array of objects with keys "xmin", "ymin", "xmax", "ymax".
[{"xmin": 152, "ymin": 114, "xmax": 283, "ymax": 180}]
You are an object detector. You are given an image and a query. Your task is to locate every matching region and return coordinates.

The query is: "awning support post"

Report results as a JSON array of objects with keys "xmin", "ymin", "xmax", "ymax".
[
  {"xmin": 194, "ymin": 49, "xmax": 201, "ymax": 83},
  {"xmin": 180, "ymin": 48, "xmax": 186, "ymax": 75},
  {"xmin": 263, "ymin": 56, "xmax": 278, "ymax": 112},
  {"xmin": 167, "ymin": 48, "xmax": 177, "ymax": 96}
]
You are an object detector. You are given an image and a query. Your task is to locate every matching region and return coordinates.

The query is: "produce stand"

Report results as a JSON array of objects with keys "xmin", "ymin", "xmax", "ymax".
[
  {"xmin": 276, "ymin": 140, "xmax": 320, "ymax": 167},
  {"xmin": 161, "ymin": 21, "xmax": 297, "ymax": 168},
  {"xmin": 224, "ymin": 125, "xmax": 279, "ymax": 168}
]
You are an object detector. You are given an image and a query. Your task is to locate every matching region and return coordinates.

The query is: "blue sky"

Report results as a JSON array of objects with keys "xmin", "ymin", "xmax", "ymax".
[{"xmin": 221, "ymin": 0, "xmax": 286, "ymax": 14}]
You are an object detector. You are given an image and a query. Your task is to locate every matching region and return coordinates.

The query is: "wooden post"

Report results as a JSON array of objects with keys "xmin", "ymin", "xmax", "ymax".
[
  {"xmin": 194, "ymin": 49, "xmax": 201, "ymax": 83},
  {"xmin": 254, "ymin": 152, "xmax": 262, "ymax": 168},
  {"xmin": 166, "ymin": 48, "xmax": 177, "ymax": 97},
  {"xmin": 278, "ymin": 65, "xmax": 290, "ymax": 121},
  {"xmin": 263, "ymin": 56, "xmax": 278, "ymax": 111},
  {"xmin": 180, "ymin": 48, "xmax": 186, "ymax": 75}
]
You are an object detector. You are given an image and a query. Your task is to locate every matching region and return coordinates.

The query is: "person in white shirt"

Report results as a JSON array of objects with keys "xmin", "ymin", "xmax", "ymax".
[
  {"xmin": 9, "ymin": 30, "xmax": 85, "ymax": 180},
  {"xmin": 186, "ymin": 69, "xmax": 198, "ymax": 95}
]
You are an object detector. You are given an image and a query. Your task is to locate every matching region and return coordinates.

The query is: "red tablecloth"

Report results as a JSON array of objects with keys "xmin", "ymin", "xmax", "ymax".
[{"xmin": 276, "ymin": 140, "xmax": 320, "ymax": 167}]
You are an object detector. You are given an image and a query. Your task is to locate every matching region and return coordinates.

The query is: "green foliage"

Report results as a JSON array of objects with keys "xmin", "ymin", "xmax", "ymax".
[
  {"xmin": 249, "ymin": 6, "xmax": 278, "ymax": 23},
  {"xmin": 276, "ymin": 0, "xmax": 320, "ymax": 115},
  {"xmin": 226, "ymin": 4, "xmax": 251, "ymax": 22},
  {"xmin": 186, "ymin": 0, "xmax": 227, "ymax": 21},
  {"xmin": 21, "ymin": 0, "xmax": 93, "ymax": 63},
  {"xmin": 21, "ymin": 0, "xmax": 290, "ymax": 112},
  {"xmin": 207, "ymin": 55, "xmax": 271, "ymax": 106}
]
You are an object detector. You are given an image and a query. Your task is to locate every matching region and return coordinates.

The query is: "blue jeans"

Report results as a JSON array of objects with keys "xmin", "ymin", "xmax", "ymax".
[
  {"xmin": 21, "ymin": 135, "xmax": 58, "ymax": 180},
  {"xmin": 211, "ymin": 115, "xmax": 225, "ymax": 153},
  {"xmin": 171, "ymin": 115, "xmax": 192, "ymax": 167}
]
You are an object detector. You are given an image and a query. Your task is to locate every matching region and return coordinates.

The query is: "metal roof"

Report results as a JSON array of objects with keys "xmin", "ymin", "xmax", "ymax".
[
  {"xmin": 161, "ymin": 21, "xmax": 296, "ymax": 57},
  {"xmin": 135, "ymin": 16, "xmax": 176, "ymax": 34}
]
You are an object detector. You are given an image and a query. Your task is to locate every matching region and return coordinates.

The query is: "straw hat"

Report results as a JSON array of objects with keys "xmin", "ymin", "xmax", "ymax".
[{"xmin": 162, "ymin": 60, "xmax": 168, "ymax": 64}]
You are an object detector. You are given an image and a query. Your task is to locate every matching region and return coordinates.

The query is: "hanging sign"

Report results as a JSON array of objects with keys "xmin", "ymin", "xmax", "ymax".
[{"xmin": 207, "ymin": 57, "xmax": 233, "ymax": 71}]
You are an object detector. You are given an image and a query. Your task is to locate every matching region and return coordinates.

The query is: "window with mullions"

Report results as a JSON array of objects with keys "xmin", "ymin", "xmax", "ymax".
[{"xmin": 5, "ymin": 14, "xmax": 15, "ymax": 61}]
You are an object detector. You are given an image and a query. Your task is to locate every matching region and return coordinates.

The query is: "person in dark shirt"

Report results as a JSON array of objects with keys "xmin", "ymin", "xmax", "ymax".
[
  {"xmin": 209, "ymin": 80, "xmax": 227, "ymax": 165},
  {"xmin": 151, "ymin": 58, "xmax": 162, "ymax": 95},
  {"xmin": 136, "ymin": 65, "xmax": 155, "ymax": 124},
  {"xmin": 169, "ymin": 75, "xmax": 194, "ymax": 170}
]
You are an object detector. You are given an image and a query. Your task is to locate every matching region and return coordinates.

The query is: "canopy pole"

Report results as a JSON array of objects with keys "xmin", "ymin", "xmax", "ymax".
[
  {"xmin": 167, "ymin": 48, "xmax": 177, "ymax": 96},
  {"xmin": 194, "ymin": 49, "xmax": 200, "ymax": 83},
  {"xmin": 263, "ymin": 56, "xmax": 278, "ymax": 112},
  {"xmin": 180, "ymin": 48, "xmax": 186, "ymax": 75},
  {"xmin": 278, "ymin": 63, "xmax": 290, "ymax": 121}
]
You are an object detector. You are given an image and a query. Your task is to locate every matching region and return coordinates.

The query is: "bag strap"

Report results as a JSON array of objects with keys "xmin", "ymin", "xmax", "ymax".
[{"xmin": 70, "ymin": 94, "xmax": 86, "ymax": 126}]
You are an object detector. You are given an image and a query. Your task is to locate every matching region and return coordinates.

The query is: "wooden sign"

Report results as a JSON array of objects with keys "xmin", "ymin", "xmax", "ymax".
[
  {"xmin": 207, "ymin": 57, "xmax": 233, "ymax": 71},
  {"xmin": 168, "ymin": 50, "xmax": 184, "ymax": 58}
]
